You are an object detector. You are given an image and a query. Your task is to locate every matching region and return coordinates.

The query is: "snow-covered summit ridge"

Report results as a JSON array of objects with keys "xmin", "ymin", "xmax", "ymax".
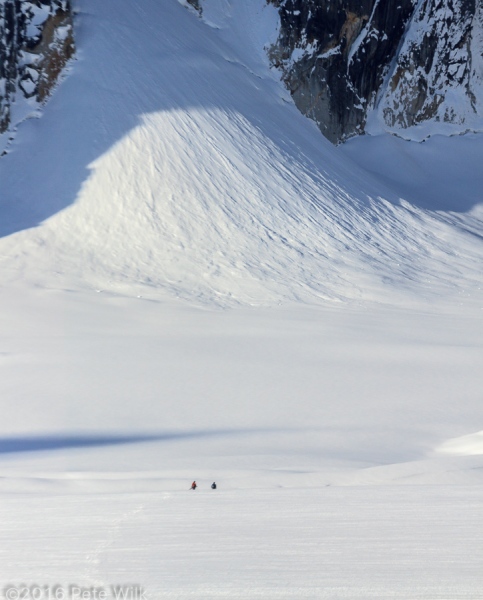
[{"xmin": 0, "ymin": 0, "xmax": 481, "ymax": 309}]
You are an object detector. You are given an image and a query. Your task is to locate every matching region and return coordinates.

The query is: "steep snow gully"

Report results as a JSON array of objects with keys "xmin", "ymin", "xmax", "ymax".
[{"xmin": 0, "ymin": 0, "xmax": 481, "ymax": 308}]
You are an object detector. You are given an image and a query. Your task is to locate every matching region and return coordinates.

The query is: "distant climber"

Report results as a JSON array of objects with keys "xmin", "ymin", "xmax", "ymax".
[
  {"xmin": 191, "ymin": 481, "xmax": 197, "ymax": 490},
  {"xmin": 211, "ymin": 482, "xmax": 217, "ymax": 489}
]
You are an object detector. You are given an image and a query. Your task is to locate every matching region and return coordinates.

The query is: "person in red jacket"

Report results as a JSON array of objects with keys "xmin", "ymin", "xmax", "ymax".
[{"xmin": 191, "ymin": 481, "xmax": 197, "ymax": 490}]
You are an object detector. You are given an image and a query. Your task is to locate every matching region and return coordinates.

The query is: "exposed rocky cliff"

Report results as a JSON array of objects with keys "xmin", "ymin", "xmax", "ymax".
[
  {"xmin": 268, "ymin": 0, "xmax": 483, "ymax": 143},
  {"xmin": 186, "ymin": 0, "xmax": 202, "ymax": 14},
  {"xmin": 0, "ymin": 0, "xmax": 74, "ymax": 140},
  {"xmin": 3, "ymin": 1, "xmax": 482, "ymax": 147}
]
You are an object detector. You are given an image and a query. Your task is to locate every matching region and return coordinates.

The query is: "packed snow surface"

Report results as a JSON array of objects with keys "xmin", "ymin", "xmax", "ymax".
[
  {"xmin": 0, "ymin": 0, "xmax": 482, "ymax": 598},
  {"xmin": 1, "ymin": 287, "xmax": 483, "ymax": 598}
]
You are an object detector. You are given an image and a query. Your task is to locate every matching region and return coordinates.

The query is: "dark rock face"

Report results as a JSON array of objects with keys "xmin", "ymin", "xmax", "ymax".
[
  {"xmin": 0, "ymin": 0, "xmax": 74, "ymax": 135},
  {"xmin": 268, "ymin": 0, "xmax": 483, "ymax": 143},
  {"xmin": 379, "ymin": 0, "xmax": 478, "ymax": 130},
  {"xmin": 187, "ymin": 0, "xmax": 202, "ymax": 14}
]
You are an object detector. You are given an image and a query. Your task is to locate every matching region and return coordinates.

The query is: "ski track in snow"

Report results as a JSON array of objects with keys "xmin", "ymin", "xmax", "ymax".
[{"xmin": 1, "ymin": 488, "xmax": 483, "ymax": 598}]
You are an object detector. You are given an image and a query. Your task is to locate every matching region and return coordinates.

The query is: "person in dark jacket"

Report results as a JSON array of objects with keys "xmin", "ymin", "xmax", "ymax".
[{"xmin": 211, "ymin": 482, "xmax": 217, "ymax": 489}]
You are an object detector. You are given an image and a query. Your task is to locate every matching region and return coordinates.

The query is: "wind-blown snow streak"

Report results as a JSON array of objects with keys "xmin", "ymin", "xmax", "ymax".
[{"xmin": 0, "ymin": 0, "xmax": 481, "ymax": 307}]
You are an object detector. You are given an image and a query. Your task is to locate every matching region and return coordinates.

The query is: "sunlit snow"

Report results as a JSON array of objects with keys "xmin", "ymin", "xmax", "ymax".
[{"xmin": 0, "ymin": 0, "xmax": 482, "ymax": 598}]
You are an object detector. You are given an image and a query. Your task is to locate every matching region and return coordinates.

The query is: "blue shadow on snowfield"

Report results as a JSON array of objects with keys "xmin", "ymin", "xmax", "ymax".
[
  {"xmin": 0, "ymin": 431, "xmax": 240, "ymax": 454},
  {"xmin": 0, "ymin": 428, "xmax": 427, "ymax": 466},
  {"xmin": 0, "ymin": 433, "xmax": 162, "ymax": 454}
]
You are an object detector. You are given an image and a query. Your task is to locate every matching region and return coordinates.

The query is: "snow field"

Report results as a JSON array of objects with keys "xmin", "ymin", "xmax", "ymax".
[
  {"xmin": 1, "ymin": 487, "xmax": 483, "ymax": 599},
  {"xmin": 0, "ymin": 0, "xmax": 482, "ymax": 597},
  {"xmin": 0, "ymin": 284, "xmax": 482, "ymax": 489}
]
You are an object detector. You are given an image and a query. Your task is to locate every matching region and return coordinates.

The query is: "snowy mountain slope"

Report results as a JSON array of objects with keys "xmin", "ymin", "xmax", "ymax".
[
  {"xmin": 0, "ymin": 0, "xmax": 481, "ymax": 307},
  {"xmin": 0, "ymin": 3, "xmax": 482, "ymax": 596}
]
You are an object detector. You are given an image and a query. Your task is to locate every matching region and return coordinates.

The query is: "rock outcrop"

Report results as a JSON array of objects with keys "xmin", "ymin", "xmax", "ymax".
[
  {"xmin": 0, "ymin": 0, "xmax": 74, "ymax": 137},
  {"xmin": 186, "ymin": 0, "xmax": 202, "ymax": 14},
  {"xmin": 2, "ymin": 0, "xmax": 482, "ymax": 146},
  {"xmin": 268, "ymin": 0, "xmax": 483, "ymax": 143}
]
